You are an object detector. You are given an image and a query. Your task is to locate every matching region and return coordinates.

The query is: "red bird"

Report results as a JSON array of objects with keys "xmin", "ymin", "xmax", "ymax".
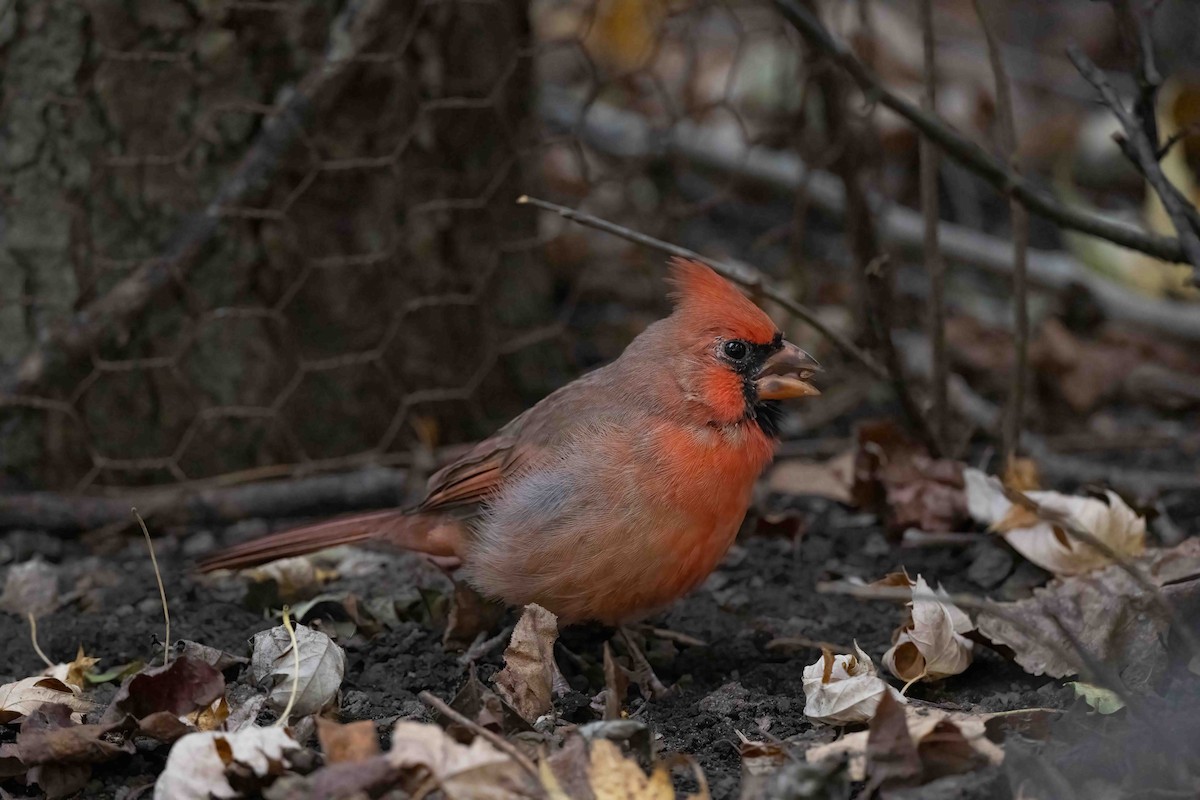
[{"xmin": 200, "ymin": 259, "xmax": 820, "ymax": 625}]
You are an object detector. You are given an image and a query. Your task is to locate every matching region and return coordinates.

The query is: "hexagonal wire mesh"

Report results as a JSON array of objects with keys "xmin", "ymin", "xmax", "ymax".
[{"xmin": 0, "ymin": 0, "xmax": 844, "ymax": 499}]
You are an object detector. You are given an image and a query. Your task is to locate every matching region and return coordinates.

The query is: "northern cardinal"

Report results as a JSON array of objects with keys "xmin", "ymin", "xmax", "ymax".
[{"xmin": 200, "ymin": 259, "xmax": 820, "ymax": 625}]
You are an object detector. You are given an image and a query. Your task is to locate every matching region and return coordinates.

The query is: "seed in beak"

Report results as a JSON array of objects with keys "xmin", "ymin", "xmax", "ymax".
[{"xmin": 755, "ymin": 341, "xmax": 821, "ymax": 400}]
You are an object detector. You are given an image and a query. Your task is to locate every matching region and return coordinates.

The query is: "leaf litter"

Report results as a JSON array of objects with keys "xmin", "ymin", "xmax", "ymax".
[{"xmin": 2, "ymin": 448, "xmax": 1199, "ymax": 798}]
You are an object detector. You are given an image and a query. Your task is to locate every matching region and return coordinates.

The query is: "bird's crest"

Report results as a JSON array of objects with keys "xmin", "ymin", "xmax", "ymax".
[{"xmin": 666, "ymin": 257, "xmax": 777, "ymax": 343}]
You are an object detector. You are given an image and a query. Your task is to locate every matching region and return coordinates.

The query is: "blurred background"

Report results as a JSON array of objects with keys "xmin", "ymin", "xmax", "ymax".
[{"xmin": 2, "ymin": 0, "xmax": 1198, "ymax": 518}]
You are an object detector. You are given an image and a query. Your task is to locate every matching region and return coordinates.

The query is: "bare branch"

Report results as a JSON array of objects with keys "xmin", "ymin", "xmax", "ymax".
[
  {"xmin": 516, "ymin": 195, "xmax": 889, "ymax": 380},
  {"xmin": 803, "ymin": 2, "xmax": 944, "ymax": 456},
  {"xmin": 770, "ymin": 0, "xmax": 1190, "ymax": 265},
  {"xmin": 972, "ymin": 1, "xmax": 1031, "ymax": 465},
  {"xmin": 919, "ymin": 0, "xmax": 949, "ymax": 452},
  {"xmin": 1068, "ymin": 46, "xmax": 1200, "ymax": 286},
  {"xmin": 539, "ymin": 88, "xmax": 1200, "ymax": 343}
]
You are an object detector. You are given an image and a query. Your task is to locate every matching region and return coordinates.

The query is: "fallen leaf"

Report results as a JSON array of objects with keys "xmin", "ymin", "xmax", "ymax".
[
  {"xmin": 601, "ymin": 641, "xmax": 629, "ymax": 721},
  {"xmin": 317, "ymin": 717, "xmax": 379, "ymax": 764},
  {"xmin": 975, "ymin": 537, "xmax": 1200, "ymax": 692},
  {"xmin": 185, "ymin": 697, "xmax": 230, "ymax": 732},
  {"xmin": 136, "ymin": 711, "xmax": 194, "ymax": 744},
  {"xmin": 802, "ymin": 642, "xmax": 905, "ymax": 724},
  {"xmin": 103, "ymin": 655, "xmax": 225, "ymax": 724},
  {"xmin": 443, "ymin": 581, "xmax": 506, "ymax": 652},
  {"xmin": 853, "ymin": 421, "xmax": 967, "ymax": 534},
  {"xmin": 154, "ymin": 726, "xmax": 301, "ymax": 800},
  {"xmin": 17, "ymin": 703, "xmax": 132, "ymax": 766},
  {"xmin": 42, "ymin": 646, "xmax": 100, "ymax": 691},
  {"xmin": 1068, "ymin": 682, "xmax": 1126, "ymax": 715},
  {"xmin": 492, "ymin": 603, "xmax": 565, "ymax": 722},
  {"xmin": 0, "ymin": 677, "xmax": 94, "ymax": 725},
  {"xmin": 965, "ymin": 468, "xmax": 1146, "ymax": 575},
  {"xmin": 587, "ymin": 738, "xmax": 675, "ymax": 800},
  {"xmin": 445, "ymin": 666, "xmax": 532, "ymax": 738},
  {"xmin": 767, "ymin": 450, "xmax": 856, "ymax": 504},
  {"xmin": 864, "ymin": 692, "xmax": 921, "ymax": 792},
  {"xmin": 735, "ymin": 729, "xmax": 790, "ymax": 799},
  {"xmin": 387, "ymin": 720, "xmax": 532, "ymax": 798},
  {"xmin": 0, "ymin": 559, "xmax": 59, "ymax": 618},
  {"xmin": 246, "ymin": 557, "xmax": 337, "ymax": 603},
  {"xmin": 261, "ymin": 755, "xmax": 400, "ymax": 800},
  {"xmin": 807, "ymin": 704, "xmax": 1007, "ymax": 782},
  {"xmin": 882, "ymin": 575, "xmax": 975, "ymax": 685},
  {"xmin": 174, "ymin": 641, "xmax": 249, "ymax": 672},
  {"xmin": 250, "ymin": 622, "xmax": 345, "ymax": 719},
  {"xmin": 85, "ymin": 660, "xmax": 143, "ymax": 685}
]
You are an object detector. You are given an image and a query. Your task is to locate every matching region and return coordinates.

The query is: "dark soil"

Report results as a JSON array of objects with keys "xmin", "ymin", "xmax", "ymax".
[{"xmin": 1, "ymin": 485, "xmax": 1197, "ymax": 798}]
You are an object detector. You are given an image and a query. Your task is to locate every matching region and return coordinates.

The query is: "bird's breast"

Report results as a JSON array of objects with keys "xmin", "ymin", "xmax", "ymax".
[{"xmin": 463, "ymin": 417, "xmax": 776, "ymax": 624}]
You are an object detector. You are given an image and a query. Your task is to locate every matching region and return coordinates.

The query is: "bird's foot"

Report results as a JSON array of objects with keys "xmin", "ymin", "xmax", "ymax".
[{"xmin": 617, "ymin": 626, "xmax": 673, "ymax": 700}]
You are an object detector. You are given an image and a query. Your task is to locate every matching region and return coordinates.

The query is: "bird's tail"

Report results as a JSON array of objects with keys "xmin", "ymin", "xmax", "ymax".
[{"xmin": 197, "ymin": 509, "xmax": 463, "ymax": 572}]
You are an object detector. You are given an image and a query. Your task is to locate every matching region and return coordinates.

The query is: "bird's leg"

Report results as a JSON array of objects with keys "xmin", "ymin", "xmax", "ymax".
[{"xmin": 617, "ymin": 626, "xmax": 672, "ymax": 700}]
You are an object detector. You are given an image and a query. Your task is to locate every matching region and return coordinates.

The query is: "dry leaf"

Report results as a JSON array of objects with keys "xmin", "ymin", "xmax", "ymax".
[
  {"xmin": 154, "ymin": 726, "xmax": 300, "ymax": 800},
  {"xmin": 443, "ymin": 581, "xmax": 506, "ymax": 652},
  {"xmin": 17, "ymin": 702, "xmax": 132, "ymax": 766},
  {"xmin": 387, "ymin": 720, "xmax": 532, "ymax": 799},
  {"xmin": 445, "ymin": 667, "xmax": 532, "ymax": 738},
  {"xmin": 541, "ymin": 734, "xmax": 711, "ymax": 800},
  {"xmin": 802, "ymin": 643, "xmax": 905, "ymax": 725},
  {"xmin": 1068, "ymin": 682, "xmax": 1125, "ymax": 715},
  {"xmin": 767, "ymin": 450, "xmax": 856, "ymax": 504},
  {"xmin": 853, "ymin": 421, "xmax": 967, "ymax": 534},
  {"xmin": 586, "ymin": 738, "xmax": 675, "ymax": 800},
  {"xmin": 882, "ymin": 575, "xmax": 974, "ymax": 685},
  {"xmin": 807, "ymin": 704, "xmax": 1007, "ymax": 782},
  {"xmin": 174, "ymin": 641, "xmax": 248, "ymax": 672},
  {"xmin": 246, "ymin": 557, "xmax": 337, "ymax": 603},
  {"xmin": 976, "ymin": 537, "xmax": 1200, "ymax": 692},
  {"xmin": 864, "ymin": 692, "xmax": 921, "ymax": 792},
  {"xmin": 0, "ymin": 559, "xmax": 59, "ymax": 618},
  {"xmin": 185, "ymin": 697, "xmax": 230, "ymax": 732},
  {"xmin": 43, "ymin": 647, "xmax": 100, "ymax": 691},
  {"xmin": 964, "ymin": 468, "xmax": 1146, "ymax": 575},
  {"xmin": 492, "ymin": 603, "xmax": 564, "ymax": 722},
  {"xmin": 601, "ymin": 642, "xmax": 629, "ymax": 721},
  {"xmin": 317, "ymin": 717, "xmax": 380, "ymax": 764},
  {"xmin": 250, "ymin": 622, "xmax": 345, "ymax": 719},
  {"xmin": 735, "ymin": 730, "xmax": 790, "ymax": 798},
  {"xmin": 103, "ymin": 656, "xmax": 225, "ymax": 724},
  {"xmin": 0, "ymin": 677, "xmax": 94, "ymax": 725}
]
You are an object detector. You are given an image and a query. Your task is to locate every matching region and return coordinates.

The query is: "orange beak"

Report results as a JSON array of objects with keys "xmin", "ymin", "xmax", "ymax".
[{"xmin": 754, "ymin": 340, "xmax": 821, "ymax": 400}]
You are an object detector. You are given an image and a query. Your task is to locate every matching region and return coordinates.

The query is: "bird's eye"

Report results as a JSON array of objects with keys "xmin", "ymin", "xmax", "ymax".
[{"xmin": 723, "ymin": 340, "xmax": 749, "ymax": 361}]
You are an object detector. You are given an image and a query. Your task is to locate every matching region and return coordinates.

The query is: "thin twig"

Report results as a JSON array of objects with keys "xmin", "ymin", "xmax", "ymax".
[
  {"xmin": 516, "ymin": 195, "xmax": 888, "ymax": 380},
  {"xmin": 418, "ymin": 690, "xmax": 539, "ymax": 780},
  {"xmin": 27, "ymin": 613, "xmax": 54, "ymax": 669},
  {"xmin": 540, "ymin": 87, "xmax": 1200, "ymax": 342},
  {"xmin": 802, "ymin": 5, "xmax": 943, "ymax": 456},
  {"xmin": 770, "ymin": 0, "xmax": 1190, "ymax": 265},
  {"xmin": 275, "ymin": 604, "xmax": 300, "ymax": 725},
  {"xmin": 133, "ymin": 508, "xmax": 170, "ymax": 668},
  {"xmin": 1068, "ymin": 46, "xmax": 1200, "ymax": 286},
  {"xmin": 919, "ymin": 0, "xmax": 948, "ymax": 453},
  {"xmin": 972, "ymin": 1, "xmax": 1031, "ymax": 465},
  {"xmin": 1112, "ymin": 0, "xmax": 1162, "ymax": 150}
]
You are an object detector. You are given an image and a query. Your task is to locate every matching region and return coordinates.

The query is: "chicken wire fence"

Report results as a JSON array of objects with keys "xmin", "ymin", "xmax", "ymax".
[{"xmin": 0, "ymin": 0, "xmax": 852, "ymax": 494}]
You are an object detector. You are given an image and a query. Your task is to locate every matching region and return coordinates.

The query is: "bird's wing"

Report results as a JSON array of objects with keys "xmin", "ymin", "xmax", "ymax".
[
  {"xmin": 417, "ymin": 434, "xmax": 527, "ymax": 512},
  {"xmin": 416, "ymin": 366, "xmax": 615, "ymax": 513}
]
